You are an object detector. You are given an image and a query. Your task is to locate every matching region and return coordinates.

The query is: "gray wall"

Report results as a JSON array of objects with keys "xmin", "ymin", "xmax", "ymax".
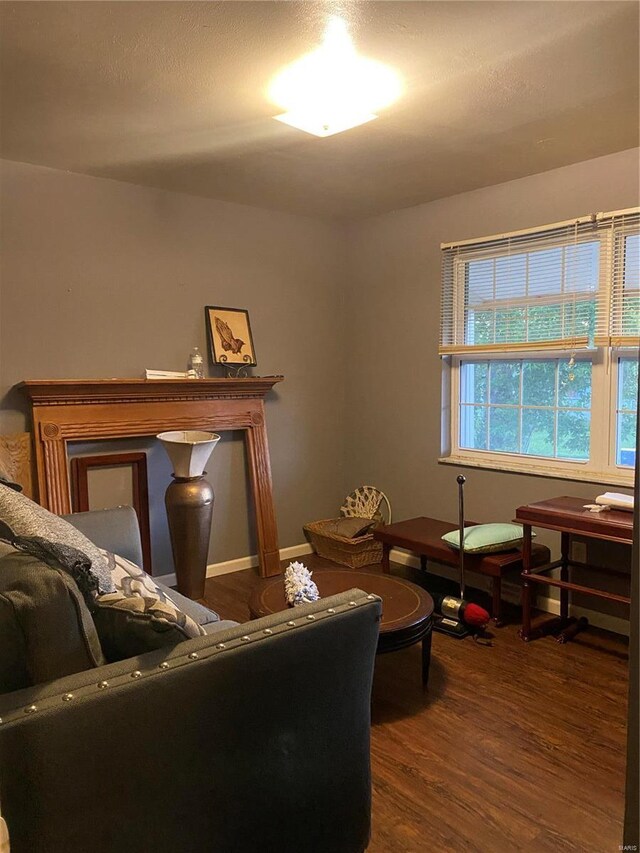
[
  {"xmin": 344, "ymin": 147, "xmax": 639, "ymax": 616},
  {"xmin": 1, "ymin": 149, "xmax": 638, "ymax": 587},
  {"xmin": 0, "ymin": 159, "xmax": 349, "ymax": 571}
]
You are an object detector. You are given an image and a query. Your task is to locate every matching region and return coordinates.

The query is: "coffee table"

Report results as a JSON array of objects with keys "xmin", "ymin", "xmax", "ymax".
[{"xmin": 248, "ymin": 568, "xmax": 435, "ymax": 685}]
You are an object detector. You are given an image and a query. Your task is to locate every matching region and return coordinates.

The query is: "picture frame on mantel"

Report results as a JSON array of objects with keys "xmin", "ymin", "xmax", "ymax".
[{"xmin": 205, "ymin": 306, "xmax": 257, "ymax": 367}]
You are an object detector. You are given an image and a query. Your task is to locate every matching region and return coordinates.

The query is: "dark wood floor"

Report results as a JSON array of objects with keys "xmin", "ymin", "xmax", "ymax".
[{"xmin": 202, "ymin": 555, "xmax": 629, "ymax": 853}]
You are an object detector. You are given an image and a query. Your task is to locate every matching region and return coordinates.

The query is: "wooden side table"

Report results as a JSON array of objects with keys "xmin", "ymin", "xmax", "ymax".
[{"xmin": 515, "ymin": 496, "xmax": 633, "ymax": 642}]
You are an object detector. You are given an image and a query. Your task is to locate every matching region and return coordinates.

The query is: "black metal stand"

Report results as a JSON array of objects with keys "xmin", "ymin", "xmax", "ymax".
[
  {"xmin": 223, "ymin": 364, "xmax": 250, "ymax": 378},
  {"xmin": 433, "ymin": 612, "xmax": 470, "ymax": 638},
  {"xmin": 432, "ymin": 475, "xmax": 471, "ymax": 639}
]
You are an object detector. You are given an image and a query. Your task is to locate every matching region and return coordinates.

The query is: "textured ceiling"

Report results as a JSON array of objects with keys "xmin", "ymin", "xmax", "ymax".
[{"xmin": 1, "ymin": 1, "xmax": 638, "ymax": 219}]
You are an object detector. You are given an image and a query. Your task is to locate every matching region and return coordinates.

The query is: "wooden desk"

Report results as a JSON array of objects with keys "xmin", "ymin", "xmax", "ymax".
[{"xmin": 515, "ymin": 496, "xmax": 633, "ymax": 642}]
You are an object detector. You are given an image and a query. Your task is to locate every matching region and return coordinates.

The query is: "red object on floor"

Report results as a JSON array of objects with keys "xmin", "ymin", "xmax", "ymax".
[{"xmin": 464, "ymin": 602, "xmax": 490, "ymax": 628}]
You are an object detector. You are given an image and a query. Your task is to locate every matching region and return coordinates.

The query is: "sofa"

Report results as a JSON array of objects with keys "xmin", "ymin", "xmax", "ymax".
[{"xmin": 0, "ymin": 506, "xmax": 381, "ymax": 853}]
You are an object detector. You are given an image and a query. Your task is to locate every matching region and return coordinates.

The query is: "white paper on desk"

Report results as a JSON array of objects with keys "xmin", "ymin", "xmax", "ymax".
[{"xmin": 595, "ymin": 492, "xmax": 634, "ymax": 511}]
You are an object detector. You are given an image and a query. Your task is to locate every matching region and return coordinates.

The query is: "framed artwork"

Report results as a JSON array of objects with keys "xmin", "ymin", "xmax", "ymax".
[
  {"xmin": 205, "ymin": 306, "xmax": 257, "ymax": 366},
  {"xmin": 70, "ymin": 452, "xmax": 153, "ymax": 573}
]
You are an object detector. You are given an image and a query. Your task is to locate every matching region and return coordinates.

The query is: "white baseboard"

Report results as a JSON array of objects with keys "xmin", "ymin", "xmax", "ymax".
[
  {"xmin": 156, "ymin": 542, "xmax": 313, "ymax": 588},
  {"xmin": 389, "ymin": 547, "xmax": 630, "ymax": 638},
  {"xmin": 157, "ymin": 543, "xmax": 629, "ymax": 638}
]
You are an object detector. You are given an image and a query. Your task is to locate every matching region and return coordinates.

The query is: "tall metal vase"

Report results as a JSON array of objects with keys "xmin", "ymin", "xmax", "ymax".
[{"xmin": 157, "ymin": 430, "xmax": 220, "ymax": 599}]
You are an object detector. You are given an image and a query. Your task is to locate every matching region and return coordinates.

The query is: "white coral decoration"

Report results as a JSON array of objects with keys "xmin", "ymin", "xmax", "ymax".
[{"xmin": 284, "ymin": 561, "xmax": 320, "ymax": 607}]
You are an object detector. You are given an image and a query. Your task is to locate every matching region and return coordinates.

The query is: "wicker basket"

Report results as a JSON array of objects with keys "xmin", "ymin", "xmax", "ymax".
[{"xmin": 303, "ymin": 518, "xmax": 382, "ymax": 568}]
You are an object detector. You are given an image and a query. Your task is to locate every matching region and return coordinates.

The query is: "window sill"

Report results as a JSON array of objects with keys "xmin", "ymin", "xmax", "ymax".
[{"xmin": 438, "ymin": 454, "xmax": 635, "ymax": 488}]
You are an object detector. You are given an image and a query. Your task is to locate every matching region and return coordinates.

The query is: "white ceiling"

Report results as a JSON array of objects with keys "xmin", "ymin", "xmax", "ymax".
[{"xmin": 1, "ymin": 1, "xmax": 638, "ymax": 219}]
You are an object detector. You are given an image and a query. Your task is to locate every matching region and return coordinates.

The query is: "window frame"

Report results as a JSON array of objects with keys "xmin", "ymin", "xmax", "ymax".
[
  {"xmin": 611, "ymin": 353, "xmax": 639, "ymax": 469},
  {"xmin": 441, "ymin": 348, "xmax": 636, "ymax": 487},
  {"xmin": 440, "ymin": 210, "xmax": 639, "ymax": 486}
]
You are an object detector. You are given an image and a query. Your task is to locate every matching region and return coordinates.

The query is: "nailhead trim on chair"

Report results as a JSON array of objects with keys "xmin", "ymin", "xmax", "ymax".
[{"xmin": 0, "ymin": 592, "xmax": 381, "ymax": 726}]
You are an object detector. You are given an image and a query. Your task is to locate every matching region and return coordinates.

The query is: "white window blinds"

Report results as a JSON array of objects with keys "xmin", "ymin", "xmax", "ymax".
[
  {"xmin": 595, "ymin": 210, "xmax": 640, "ymax": 347},
  {"xmin": 440, "ymin": 208, "xmax": 640, "ymax": 356}
]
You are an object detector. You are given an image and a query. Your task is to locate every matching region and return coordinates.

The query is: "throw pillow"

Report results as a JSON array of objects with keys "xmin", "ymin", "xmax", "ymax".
[
  {"xmin": 0, "ymin": 523, "xmax": 103, "ymax": 599},
  {"xmin": 92, "ymin": 550, "xmax": 206, "ymax": 662},
  {"xmin": 325, "ymin": 517, "xmax": 377, "ymax": 539},
  {"xmin": 0, "ymin": 550, "xmax": 105, "ymax": 693},
  {"xmin": 0, "ymin": 484, "xmax": 114, "ymax": 594},
  {"xmin": 441, "ymin": 523, "xmax": 533, "ymax": 554}
]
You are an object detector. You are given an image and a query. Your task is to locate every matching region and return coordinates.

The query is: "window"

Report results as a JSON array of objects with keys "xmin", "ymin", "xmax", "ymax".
[
  {"xmin": 460, "ymin": 358, "xmax": 592, "ymax": 460},
  {"xmin": 616, "ymin": 357, "xmax": 638, "ymax": 467},
  {"xmin": 440, "ymin": 209, "xmax": 640, "ymax": 484},
  {"xmin": 464, "ymin": 242, "xmax": 599, "ymax": 350}
]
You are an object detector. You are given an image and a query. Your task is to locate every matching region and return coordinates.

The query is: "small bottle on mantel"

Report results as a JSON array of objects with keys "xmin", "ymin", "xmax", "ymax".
[{"xmin": 189, "ymin": 347, "xmax": 205, "ymax": 379}]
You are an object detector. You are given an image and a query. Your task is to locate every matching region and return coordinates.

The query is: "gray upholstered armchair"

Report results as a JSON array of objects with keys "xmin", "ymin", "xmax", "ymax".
[{"xmin": 0, "ymin": 507, "xmax": 380, "ymax": 853}]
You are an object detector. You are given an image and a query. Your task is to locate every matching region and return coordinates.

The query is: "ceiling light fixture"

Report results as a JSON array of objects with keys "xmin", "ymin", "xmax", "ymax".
[{"xmin": 268, "ymin": 16, "xmax": 402, "ymax": 138}]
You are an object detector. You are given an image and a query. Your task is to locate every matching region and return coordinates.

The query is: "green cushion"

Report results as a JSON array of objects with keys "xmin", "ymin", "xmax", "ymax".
[{"xmin": 441, "ymin": 523, "xmax": 532, "ymax": 554}]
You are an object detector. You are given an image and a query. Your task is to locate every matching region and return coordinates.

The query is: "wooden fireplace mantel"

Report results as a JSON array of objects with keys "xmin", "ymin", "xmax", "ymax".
[{"xmin": 19, "ymin": 377, "xmax": 284, "ymax": 577}]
